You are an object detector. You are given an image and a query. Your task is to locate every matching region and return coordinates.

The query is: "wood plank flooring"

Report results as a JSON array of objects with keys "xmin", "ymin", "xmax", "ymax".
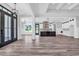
[{"xmin": 0, "ymin": 35, "xmax": 79, "ymax": 56}]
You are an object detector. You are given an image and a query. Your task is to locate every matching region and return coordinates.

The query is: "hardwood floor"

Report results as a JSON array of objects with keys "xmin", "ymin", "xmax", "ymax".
[{"xmin": 0, "ymin": 35, "xmax": 79, "ymax": 56}]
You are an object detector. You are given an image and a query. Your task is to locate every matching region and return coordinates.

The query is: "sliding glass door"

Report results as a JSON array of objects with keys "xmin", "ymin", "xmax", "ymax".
[
  {"xmin": 4, "ymin": 14, "xmax": 11, "ymax": 42},
  {"xmin": 0, "ymin": 12, "xmax": 1, "ymax": 43},
  {"xmin": 0, "ymin": 5, "xmax": 17, "ymax": 47},
  {"xmin": 13, "ymin": 18, "xmax": 17, "ymax": 40}
]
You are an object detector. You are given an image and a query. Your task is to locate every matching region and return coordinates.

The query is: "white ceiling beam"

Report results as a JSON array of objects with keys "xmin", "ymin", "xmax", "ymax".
[
  {"xmin": 28, "ymin": 3, "xmax": 35, "ymax": 17},
  {"xmin": 44, "ymin": 3, "xmax": 49, "ymax": 13},
  {"xmin": 68, "ymin": 3, "xmax": 78, "ymax": 10},
  {"xmin": 47, "ymin": 7, "xmax": 79, "ymax": 13},
  {"xmin": 56, "ymin": 3, "xmax": 64, "ymax": 10},
  {"xmin": 51, "ymin": 3, "xmax": 56, "ymax": 5},
  {"xmin": 29, "ymin": 3, "xmax": 39, "ymax": 17}
]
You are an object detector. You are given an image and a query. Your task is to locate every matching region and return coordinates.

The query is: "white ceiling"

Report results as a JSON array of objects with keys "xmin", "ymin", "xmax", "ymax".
[
  {"xmin": 3, "ymin": 3, "xmax": 79, "ymax": 16},
  {"xmin": 1, "ymin": 3, "xmax": 79, "ymax": 22},
  {"xmin": 30, "ymin": 3, "xmax": 49, "ymax": 16},
  {"xmin": 16, "ymin": 3, "xmax": 34, "ymax": 16},
  {"xmin": 30, "ymin": 3, "xmax": 79, "ymax": 16},
  {"xmin": 1, "ymin": 3, "xmax": 34, "ymax": 16}
]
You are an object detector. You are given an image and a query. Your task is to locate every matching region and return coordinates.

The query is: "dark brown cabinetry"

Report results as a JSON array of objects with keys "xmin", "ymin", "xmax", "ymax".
[{"xmin": 40, "ymin": 31, "xmax": 56, "ymax": 36}]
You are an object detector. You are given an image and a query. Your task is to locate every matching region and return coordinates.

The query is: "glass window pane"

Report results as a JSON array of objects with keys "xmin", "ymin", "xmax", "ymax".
[
  {"xmin": 0, "ymin": 6, "xmax": 2, "ymax": 9},
  {"xmin": 4, "ymin": 15, "xmax": 8, "ymax": 42},
  {"xmin": 4, "ymin": 15, "xmax": 11, "ymax": 42},
  {"xmin": 14, "ymin": 18, "xmax": 16, "ymax": 38},
  {"xmin": 8, "ymin": 16, "xmax": 11, "ymax": 40},
  {"xmin": 0, "ymin": 12, "xmax": 1, "ymax": 43}
]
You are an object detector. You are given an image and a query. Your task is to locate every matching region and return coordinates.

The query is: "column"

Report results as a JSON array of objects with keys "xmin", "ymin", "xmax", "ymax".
[
  {"xmin": 74, "ymin": 17, "xmax": 79, "ymax": 38},
  {"xmin": 17, "ymin": 14, "xmax": 22, "ymax": 40},
  {"xmin": 32, "ymin": 17, "xmax": 36, "ymax": 41}
]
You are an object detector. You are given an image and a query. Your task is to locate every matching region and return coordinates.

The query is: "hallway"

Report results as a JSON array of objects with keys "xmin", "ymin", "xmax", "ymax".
[{"xmin": 0, "ymin": 35, "xmax": 79, "ymax": 56}]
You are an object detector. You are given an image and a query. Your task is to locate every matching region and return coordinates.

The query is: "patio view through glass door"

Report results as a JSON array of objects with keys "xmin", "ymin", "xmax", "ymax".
[{"xmin": 4, "ymin": 14, "xmax": 11, "ymax": 42}]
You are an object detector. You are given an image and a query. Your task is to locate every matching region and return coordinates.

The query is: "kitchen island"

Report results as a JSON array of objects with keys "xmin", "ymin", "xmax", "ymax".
[{"xmin": 40, "ymin": 31, "xmax": 56, "ymax": 36}]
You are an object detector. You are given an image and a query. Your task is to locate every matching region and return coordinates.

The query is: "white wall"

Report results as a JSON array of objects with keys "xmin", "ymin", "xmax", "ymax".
[
  {"xmin": 62, "ymin": 22, "xmax": 74, "ymax": 36},
  {"xmin": 17, "ymin": 14, "xmax": 22, "ymax": 39},
  {"xmin": 74, "ymin": 16, "xmax": 79, "ymax": 38},
  {"xmin": 56, "ymin": 23, "xmax": 62, "ymax": 35},
  {"xmin": 62, "ymin": 17, "xmax": 75, "ymax": 37},
  {"xmin": 20, "ymin": 17, "xmax": 34, "ymax": 35}
]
